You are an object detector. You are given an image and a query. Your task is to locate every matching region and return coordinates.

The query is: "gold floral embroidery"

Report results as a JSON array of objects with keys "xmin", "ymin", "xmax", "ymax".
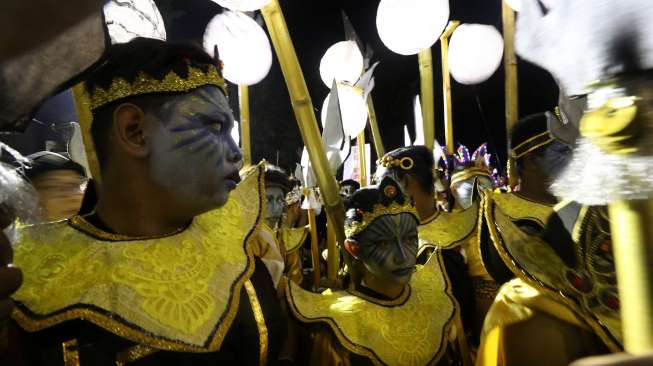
[
  {"xmin": 488, "ymin": 190, "xmax": 554, "ymax": 228},
  {"xmin": 418, "ymin": 200, "xmax": 479, "ymax": 249},
  {"xmin": 12, "ymin": 163, "xmax": 266, "ymax": 352},
  {"xmin": 287, "ymin": 253, "xmax": 456, "ymax": 366},
  {"xmin": 279, "ymin": 226, "xmax": 309, "ymax": 253},
  {"xmin": 115, "ymin": 344, "xmax": 159, "ymax": 365}
]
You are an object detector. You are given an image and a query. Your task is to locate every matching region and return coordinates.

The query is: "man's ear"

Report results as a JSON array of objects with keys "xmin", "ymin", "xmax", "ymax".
[
  {"xmin": 113, "ymin": 103, "xmax": 149, "ymax": 158},
  {"xmin": 344, "ymin": 239, "xmax": 360, "ymax": 259}
]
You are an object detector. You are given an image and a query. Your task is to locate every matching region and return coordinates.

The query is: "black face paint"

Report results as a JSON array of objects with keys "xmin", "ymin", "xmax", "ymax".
[{"xmin": 356, "ymin": 213, "xmax": 418, "ymax": 285}]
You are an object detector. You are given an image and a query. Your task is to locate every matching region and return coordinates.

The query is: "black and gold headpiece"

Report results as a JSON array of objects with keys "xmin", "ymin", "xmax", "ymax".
[
  {"xmin": 509, "ymin": 113, "xmax": 555, "ymax": 160},
  {"xmin": 344, "ymin": 176, "xmax": 418, "ymax": 238}
]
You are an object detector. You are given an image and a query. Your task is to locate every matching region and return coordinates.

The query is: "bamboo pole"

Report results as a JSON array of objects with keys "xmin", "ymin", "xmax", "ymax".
[
  {"xmin": 609, "ymin": 200, "xmax": 653, "ymax": 353},
  {"xmin": 367, "ymin": 95, "xmax": 385, "ymax": 157},
  {"xmin": 502, "ymin": 0, "xmax": 519, "ymax": 132},
  {"xmin": 326, "ymin": 210, "xmax": 339, "ymax": 281},
  {"xmin": 238, "ymin": 85, "xmax": 252, "ymax": 166},
  {"xmin": 418, "ymin": 49, "xmax": 435, "ymax": 150},
  {"xmin": 440, "ymin": 21, "xmax": 460, "ymax": 155},
  {"xmin": 262, "ymin": 0, "xmax": 344, "ymax": 282},
  {"xmin": 305, "ymin": 191, "xmax": 321, "ymax": 290},
  {"xmin": 358, "ymin": 132, "xmax": 367, "ymax": 187}
]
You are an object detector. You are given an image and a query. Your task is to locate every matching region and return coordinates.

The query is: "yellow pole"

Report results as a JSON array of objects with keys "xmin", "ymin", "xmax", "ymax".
[
  {"xmin": 262, "ymin": 0, "xmax": 344, "ymax": 282},
  {"xmin": 440, "ymin": 21, "xmax": 460, "ymax": 155},
  {"xmin": 502, "ymin": 0, "xmax": 519, "ymax": 131},
  {"xmin": 238, "ymin": 85, "xmax": 252, "ymax": 166},
  {"xmin": 358, "ymin": 132, "xmax": 367, "ymax": 187},
  {"xmin": 367, "ymin": 95, "xmax": 385, "ymax": 157},
  {"xmin": 305, "ymin": 188, "xmax": 321, "ymax": 290},
  {"xmin": 609, "ymin": 200, "xmax": 653, "ymax": 353},
  {"xmin": 72, "ymin": 83, "xmax": 102, "ymax": 188},
  {"xmin": 326, "ymin": 211, "xmax": 339, "ymax": 282},
  {"xmin": 418, "ymin": 49, "xmax": 435, "ymax": 150}
]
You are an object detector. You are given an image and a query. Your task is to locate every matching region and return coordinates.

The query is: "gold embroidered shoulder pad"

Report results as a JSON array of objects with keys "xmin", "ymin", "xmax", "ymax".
[
  {"xmin": 418, "ymin": 200, "xmax": 479, "ymax": 249},
  {"xmin": 286, "ymin": 253, "xmax": 457, "ymax": 366},
  {"xmin": 485, "ymin": 190, "xmax": 554, "ymax": 228},
  {"xmin": 484, "ymin": 201, "xmax": 622, "ymax": 351},
  {"xmin": 12, "ymin": 164, "xmax": 266, "ymax": 353},
  {"xmin": 280, "ymin": 226, "xmax": 309, "ymax": 253}
]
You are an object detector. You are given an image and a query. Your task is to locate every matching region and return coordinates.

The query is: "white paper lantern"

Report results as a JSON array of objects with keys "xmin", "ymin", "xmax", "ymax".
[
  {"xmin": 505, "ymin": 0, "xmax": 522, "ymax": 12},
  {"xmin": 319, "ymin": 41, "xmax": 364, "ymax": 87},
  {"xmin": 212, "ymin": 0, "xmax": 271, "ymax": 11},
  {"xmin": 203, "ymin": 11, "xmax": 272, "ymax": 86},
  {"xmin": 103, "ymin": 0, "xmax": 166, "ymax": 44},
  {"xmin": 448, "ymin": 24, "xmax": 504, "ymax": 85},
  {"xmin": 376, "ymin": 0, "xmax": 449, "ymax": 55},
  {"xmin": 321, "ymin": 85, "xmax": 368, "ymax": 138},
  {"xmin": 540, "ymin": 0, "xmax": 557, "ymax": 9}
]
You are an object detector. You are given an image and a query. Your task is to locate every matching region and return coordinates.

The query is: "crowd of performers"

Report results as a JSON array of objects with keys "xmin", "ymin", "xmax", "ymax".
[{"xmin": 0, "ymin": 36, "xmax": 630, "ymax": 366}]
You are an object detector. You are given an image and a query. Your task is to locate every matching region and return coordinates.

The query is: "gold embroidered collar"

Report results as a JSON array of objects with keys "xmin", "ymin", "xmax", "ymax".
[
  {"xmin": 287, "ymin": 254, "xmax": 457, "ymax": 366},
  {"xmin": 277, "ymin": 226, "xmax": 309, "ymax": 253},
  {"xmin": 12, "ymin": 164, "xmax": 265, "ymax": 353},
  {"xmin": 487, "ymin": 190, "xmax": 554, "ymax": 228},
  {"xmin": 485, "ymin": 201, "xmax": 622, "ymax": 351},
  {"xmin": 418, "ymin": 200, "xmax": 479, "ymax": 249}
]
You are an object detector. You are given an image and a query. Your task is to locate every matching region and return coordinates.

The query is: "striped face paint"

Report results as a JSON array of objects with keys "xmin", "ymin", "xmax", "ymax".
[
  {"xmin": 148, "ymin": 86, "xmax": 242, "ymax": 211},
  {"xmin": 356, "ymin": 213, "xmax": 418, "ymax": 286}
]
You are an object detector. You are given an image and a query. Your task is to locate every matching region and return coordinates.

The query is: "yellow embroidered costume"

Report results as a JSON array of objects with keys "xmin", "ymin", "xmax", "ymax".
[
  {"xmin": 276, "ymin": 226, "xmax": 309, "ymax": 285},
  {"xmin": 477, "ymin": 201, "xmax": 619, "ymax": 366},
  {"xmin": 287, "ymin": 255, "xmax": 457, "ymax": 366}
]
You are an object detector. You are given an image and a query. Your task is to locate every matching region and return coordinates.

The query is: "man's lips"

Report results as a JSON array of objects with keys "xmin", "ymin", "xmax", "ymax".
[{"xmin": 225, "ymin": 170, "xmax": 241, "ymax": 188}]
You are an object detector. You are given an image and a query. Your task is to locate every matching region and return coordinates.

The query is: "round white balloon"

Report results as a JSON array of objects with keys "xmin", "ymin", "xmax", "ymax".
[
  {"xmin": 448, "ymin": 24, "xmax": 504, "ymax": 85},
  {"xmin": 376, "ymin": 0, "xmax": 449, "ymax": 56},
  {"xmin": 103, "ymin": 0, "xmax": 166, "ymax": 44},
  {"xmin": 319, "ymin": 41, "xmax": 364, "ymax": 88},
  {"xmin": 321, "ymin": 85, "xmax": 368, "ymax": 138},
  {"xmin": 505, "ymin": 0, "xmax": 522, "ymax": 12},
  {"xmin": 212, "ymin": 0, "xmax": 270, "ymax": 11},
  {"xmin": 203, "ymin": 11, "xmax": 272, "ymax": 86},
  {"xmin": 540, "ymin": 0, "xmax": 557, "ymax": 9}
]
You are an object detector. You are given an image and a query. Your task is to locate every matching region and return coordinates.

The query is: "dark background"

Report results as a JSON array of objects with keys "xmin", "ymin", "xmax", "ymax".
[{"xmin": 3, "ymin": 0, "xmax": 559, "ymax": 174}]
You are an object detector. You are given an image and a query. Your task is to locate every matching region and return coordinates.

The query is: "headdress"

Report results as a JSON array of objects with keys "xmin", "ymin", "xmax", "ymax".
[
  {"xmin": 344, "ymin": 176, "xmax": 418, "ymax": 238},
  {"xmin": 449, "ymin": 144, "xmax": 497, "ymax": 187}
]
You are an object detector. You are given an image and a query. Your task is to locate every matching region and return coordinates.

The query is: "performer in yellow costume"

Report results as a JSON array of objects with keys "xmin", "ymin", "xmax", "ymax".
[{"xmin": 4, "ymin": 38, "xmax": 285, "ymax": 365}]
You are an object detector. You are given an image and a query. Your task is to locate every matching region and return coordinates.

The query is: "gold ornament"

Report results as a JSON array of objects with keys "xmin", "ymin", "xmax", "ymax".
[{"xmin": 345, "ymin": 201, "xmax": 417, "ymax": 238}]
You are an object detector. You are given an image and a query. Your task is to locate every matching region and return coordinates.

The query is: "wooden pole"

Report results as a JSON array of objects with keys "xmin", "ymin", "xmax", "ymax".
[
  {"xmin": 305, "ymin": 189, "xmax": 321, "ymax": 290},
  {"xmin": 367, "ymin": 95, "xmax": 385, "ymax": 157},
  {"xmin": 262, "ymin": 0, "xmax": 344, "ymax": 282},
  {"xmin": 238, "ymin": 85, "xmax": 252, "ymax": 166},
  {"xmin": 440, "ymin": 21, "xmax": 460, "ymax": 155},
  {"xmin": 418, "ymin": 49, "xmax": 435, "ymax": 150}
]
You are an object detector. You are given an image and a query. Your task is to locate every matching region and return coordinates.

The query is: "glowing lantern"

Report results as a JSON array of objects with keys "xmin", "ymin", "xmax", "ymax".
[
  {"xmin": 231, "ymin": 120, "xmax": 240, "ymax": 145},
  {"xmin": 103, "ymin": 0, "xmax": 166, "ymax": 44},
  {"xmin": 448, "ymin": 24, "xmax": 504, "ymax": 85},
  {"xmin": 319, "ymin": 41, "xmax": 364, "ymax": 87},
  {"xmin": 375, "ymin": 0, "xmax": 449, "ymax": 55},
  {"xmin": 321, "ymin": 84, "xmax": 368, "ymax": 138},
  {"xmin": 505, "ymin": 0, "xmax": 522, "ymax": 12},
  {"xmin": 212, "ymin": 0, "xmax": 271, "ymax": 11},
  {"xmin": 203, "ymin": 10, "xmax": 272, "ymax": 86}
]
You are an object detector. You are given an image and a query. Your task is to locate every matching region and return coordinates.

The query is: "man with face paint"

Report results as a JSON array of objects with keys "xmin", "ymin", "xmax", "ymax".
[
  {"xmin": 285, "ymin": 177, "xmax": 462, "ymax": 366},
  {"xmin": 259, "ymin": 163, "xmax": 307, "ymax": 286},
  {"xmin": 3, "ymin": 39, "xmax": 286, "ymax": 365},
  {"xmin": 376, "ymin": 145, "xmax": 510, "ymax": 346}
]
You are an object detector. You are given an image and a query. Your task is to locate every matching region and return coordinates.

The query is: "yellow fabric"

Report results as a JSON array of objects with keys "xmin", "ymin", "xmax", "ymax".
[
  {"xmin": 309, "ymin": 326, "xmax": 353, "ymax": 366},
  {"xmin": 484, "ymin": 202, "xmax": 622, "ymax": 352},
  {"xmin": 287, "ymin": 253, "xmax": 456, "ymax": 366},
  {"xmin": 488, "ymin": 191, "xmax": 554, "ymax": 228},
  {"xmin": 277, "ymin": 226, "xmax": 308, "ymax": 285},
  {"xmin": 477, "ymin": 279, "xmax": 608, "ymax": 366},
  {"xmin": 253, "ymin": 225, "xmax": 285, "ymax": 288},
  {"xmin": 418, "ymin": 200, "xmax": 479, "ymax": 249},
  {"xmin": 11, "ymin": 164, "xmax": 264, "ymax": 352}
]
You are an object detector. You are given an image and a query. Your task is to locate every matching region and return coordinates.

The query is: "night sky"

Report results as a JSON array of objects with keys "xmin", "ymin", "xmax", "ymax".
[{"xmin": 159, "ymin": 0, "xmax": 559, "ymax": 174}]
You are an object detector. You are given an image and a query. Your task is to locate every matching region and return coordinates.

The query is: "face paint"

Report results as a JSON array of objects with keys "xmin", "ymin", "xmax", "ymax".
[
  {"xmin": 356, "ymin": 213, "xmax": 418, "ymax": 286},
  {"xmin": 265, "ymin": 185, "xmax": 285, "ymax": 228},
  {"xmin": 374, "ymin": 166, "xmax": 409, "ymax": 197},
  {"xmin": 148, "ymin": 86, "xmax": 242, "ymax": 212}
]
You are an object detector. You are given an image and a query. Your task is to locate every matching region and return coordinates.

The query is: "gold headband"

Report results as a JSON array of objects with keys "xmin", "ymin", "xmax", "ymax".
[
  {"xmin": 377, "ymin": 155, "xmax": 414, "ymax": 170},
  {"xmin": 510, "ymin": 131, "xmax": 554, "ymax": 160},
  {"xmin": 87, "ymin": 65, "xmax": 227, "ymax": 110},
  {"xmin": 345, "ymin": 201, "xmax": 417, "ymax": 238}
]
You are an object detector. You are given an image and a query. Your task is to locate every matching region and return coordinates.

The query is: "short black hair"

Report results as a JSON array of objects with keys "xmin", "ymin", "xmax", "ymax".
[
  {"xmin": 84, "ymin": 38, "xmax": 221, "ymax": 170},
  {"xmin": 381, "ymin": 145, "xmax": 435, "ymax": 194},
  {"xmin": 340, "ymin": 179, "xmax": 360, "ymax": 190},
  {"xmin": 24, "ymin": 151, "xmax": 86, "ymax": 181},
  {"xmin": 264, "ymin": 164, "xmax": 292, "ymax": 194}
]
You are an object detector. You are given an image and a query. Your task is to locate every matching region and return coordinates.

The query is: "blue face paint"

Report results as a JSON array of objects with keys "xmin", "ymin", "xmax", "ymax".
[
  {"xmin": 149, "ymin": 86, "xmax": 242, "ymax": 211},
  {"xmin": 265, "ymin": 186, "xmax": 285, "ymax": 228},
  {"xmin": 356, "ymin": 213, "xmax": 418, "ymax": 286}
]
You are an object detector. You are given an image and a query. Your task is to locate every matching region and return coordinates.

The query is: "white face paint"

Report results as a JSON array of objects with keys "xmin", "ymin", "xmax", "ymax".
[
  {"xmin": 148, "ymin": 86, "xmax": 242, "ymax": 212},
  {"xmin": 265, "ymin": 186, "xmax": 285, "ymax": 228}
]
